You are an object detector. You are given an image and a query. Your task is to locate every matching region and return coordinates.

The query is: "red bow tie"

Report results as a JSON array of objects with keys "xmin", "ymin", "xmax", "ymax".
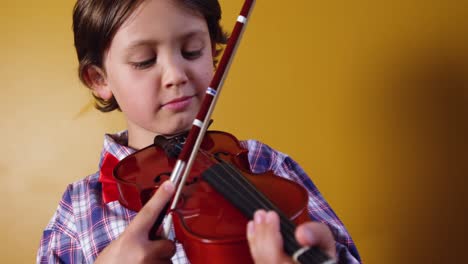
[{"xmin": 98, "ymin": 152, "xmax": 120, "ymax": 203}]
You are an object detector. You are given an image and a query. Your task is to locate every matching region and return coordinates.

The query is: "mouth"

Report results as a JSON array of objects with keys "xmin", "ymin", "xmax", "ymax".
[{"xmin": 161, "ymin": 95, "xmax": 196, "ymax": 111}]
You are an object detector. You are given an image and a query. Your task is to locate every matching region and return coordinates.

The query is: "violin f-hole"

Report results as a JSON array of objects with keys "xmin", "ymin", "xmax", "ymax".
[{"xmin": 213, "ymin": 151, "xmax": 231, "ymax": 162}]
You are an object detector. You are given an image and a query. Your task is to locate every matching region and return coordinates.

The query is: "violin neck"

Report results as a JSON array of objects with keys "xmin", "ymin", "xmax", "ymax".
[{"xmin": 202, "ymin": 161, "xmax": 335, "ymax": 264}]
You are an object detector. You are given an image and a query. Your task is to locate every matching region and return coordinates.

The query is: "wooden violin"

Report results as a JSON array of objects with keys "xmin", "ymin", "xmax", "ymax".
[{"xmin": 114, "ymin": 130, "xmax": 331, "ymax": 263}]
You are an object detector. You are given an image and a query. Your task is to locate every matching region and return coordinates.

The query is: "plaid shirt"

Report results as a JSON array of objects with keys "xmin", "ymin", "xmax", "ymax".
[{"xmin": 37, "ymin": 131, "xmax": 361, "ymax": 263}]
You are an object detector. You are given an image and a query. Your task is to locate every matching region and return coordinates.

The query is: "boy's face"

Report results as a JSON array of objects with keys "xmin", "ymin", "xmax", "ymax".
[{"xmin": 100, "ymin": 0, "xmax": 214, "ymax": 148}]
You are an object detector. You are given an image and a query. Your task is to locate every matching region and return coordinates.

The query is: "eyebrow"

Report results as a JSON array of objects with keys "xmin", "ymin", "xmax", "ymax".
[{"xmin": 125, "ymin": 29, "xmax": 208, "ymax": 50}]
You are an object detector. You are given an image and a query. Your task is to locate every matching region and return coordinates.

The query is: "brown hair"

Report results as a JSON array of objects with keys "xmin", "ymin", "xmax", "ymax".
[{"xmin": 73, "ymin": 0, "xmax": 228, "ymax": 112}]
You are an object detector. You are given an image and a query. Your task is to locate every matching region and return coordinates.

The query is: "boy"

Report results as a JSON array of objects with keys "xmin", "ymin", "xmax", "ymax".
[{"xmin": 38, "ymin": 0, "xmax": 360, "ymax": 263}]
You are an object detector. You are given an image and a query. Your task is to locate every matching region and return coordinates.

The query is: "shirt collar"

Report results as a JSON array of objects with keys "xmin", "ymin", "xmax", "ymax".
[
  {"xmin": 98, "ymin": 130, "xmax": 137, "ymax": 204},
  {"xmin": 99, "ymin": 130, "xmax": 136, "ymax": 168}
]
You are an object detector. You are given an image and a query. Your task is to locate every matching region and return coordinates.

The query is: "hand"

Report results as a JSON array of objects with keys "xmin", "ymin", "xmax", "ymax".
[
  {"xmin": 246, "ymin": 210, "xmax": 337, "ymax": 264},
  {"xmin": 95, "ymin": 181, "xmax": 176, "ymax": 264}
]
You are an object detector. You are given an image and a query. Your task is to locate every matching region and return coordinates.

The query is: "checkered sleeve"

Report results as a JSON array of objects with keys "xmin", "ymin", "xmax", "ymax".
[
  {"xmin": 37, "ymin": 185, "xmax": 84, "ymax": 264},
  {"xmin": 279, "ymin": 155, "xmax": 361, "ymax": 263},
  {"xmin": 242, "ymin": 140, "xmax": 361, "ymax": 263}
]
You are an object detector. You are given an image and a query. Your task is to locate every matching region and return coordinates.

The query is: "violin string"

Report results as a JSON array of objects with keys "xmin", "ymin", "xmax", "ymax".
[
  {"xmin": 219, "ymin": 162, "xmax": 328, "ymax": 262},
  {"xmin": 207, "ymin": 163, "xmax": 280, "ymax": 218},
  {"xmin": 202, "ymin": 162, "xmax": 328, "ymax": 262},
  {"xmin": 213, "ymin": 162, "xmax": 304, "ymax": 249},
  {"xmin": 203, "ymin": 162, "xmax": 326, "ymax": 263},
  {"xmin": 217, "ymin": 162, "xmax": 296, "ymax": 226},
  {"xmin": 204, "ymin": 163, "xmax": 330, "ymax": 263}
]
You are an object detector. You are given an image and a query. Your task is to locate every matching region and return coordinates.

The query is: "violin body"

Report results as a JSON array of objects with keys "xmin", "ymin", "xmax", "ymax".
[{"xmin": 114, "ymin": 131, "xmax": 311, "ymax": 264}]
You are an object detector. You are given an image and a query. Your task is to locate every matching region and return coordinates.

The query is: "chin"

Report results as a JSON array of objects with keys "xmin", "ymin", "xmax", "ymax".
[{"xmin": 160, "ymin": 120, "xmax": 192, "ymax": 136}]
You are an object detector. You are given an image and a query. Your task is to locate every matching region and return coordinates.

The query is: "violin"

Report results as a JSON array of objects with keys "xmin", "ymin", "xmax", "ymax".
[
  {"xmin": 113, "ymin": 1, "xmax": 335, "ymax": 263},
  {"xmin": 115, "ymin": 130, "xmax": 320, "ymax": 263}
]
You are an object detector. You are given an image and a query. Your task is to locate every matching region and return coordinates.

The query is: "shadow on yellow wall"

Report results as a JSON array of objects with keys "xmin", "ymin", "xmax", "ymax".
[{"xmin": 0, "ymin": 0, "xmax": 466, "ymax": 263}]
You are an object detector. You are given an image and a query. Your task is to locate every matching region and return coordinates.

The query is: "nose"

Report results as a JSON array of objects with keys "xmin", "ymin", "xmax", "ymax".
[{"xmin": 162, "ymin": 56, "xmax": 188, "ymax": 89}]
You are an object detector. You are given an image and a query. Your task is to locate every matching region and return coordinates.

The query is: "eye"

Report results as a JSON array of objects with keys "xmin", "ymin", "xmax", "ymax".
[
  {"xmin": 132, "ymin": 57, "xmax": 156, "ymax": 69},
  {"xmin": 182, "ymin": 50, "xmax": 202, "ymax": 60}
]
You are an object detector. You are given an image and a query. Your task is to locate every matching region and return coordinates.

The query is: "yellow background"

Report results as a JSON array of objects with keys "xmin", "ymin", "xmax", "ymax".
[{"xmin": 1, "ymin": 0, "xmax": 466, "ymax": 263}]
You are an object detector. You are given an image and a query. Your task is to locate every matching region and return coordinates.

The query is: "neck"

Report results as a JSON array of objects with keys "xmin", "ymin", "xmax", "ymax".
[
  {"xmin": 126, "ymin": 121, "xmax": 190, "ymax": 150},
  {"xmin": 126, "ymin": 122, "xmax": 157, "ymax": 150}
]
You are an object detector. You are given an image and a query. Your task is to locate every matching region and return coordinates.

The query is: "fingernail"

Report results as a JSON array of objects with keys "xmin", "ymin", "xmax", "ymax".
[
  {"xmin": 254, "ymin": 210, "xmax": 264, "ymax": 224},
  {"xmin": 265, "ymin": 211, "xmax": 275, "ymax": 223},
  {"xmin": 303, "ymin": 228, "xmax": 315, "ymax": 243},
  {"xmin": 163, "ymin": 181, "xmax": 175, "ymax": 193}
]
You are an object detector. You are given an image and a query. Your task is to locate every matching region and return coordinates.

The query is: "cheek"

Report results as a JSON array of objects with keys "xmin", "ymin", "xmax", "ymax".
[
  {"xmin": 202, "ymin": 69, "xmax": 213, "ymax": 86},
  {"xmin": 198, "ymin": 61, "xmax": 214, "ymax": 89},
  {"xmin": 195, "ymin": 71, "xmax": 213, "ymax": 99},
  {"xmin": 109, "ymin": 65, "xmax": 152, "ymax": 94},
  {"xmin": 108, "ymin": 70, "xmax": 159, "ymax": 111}
]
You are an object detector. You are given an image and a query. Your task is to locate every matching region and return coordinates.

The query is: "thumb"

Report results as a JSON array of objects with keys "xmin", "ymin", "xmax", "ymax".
[{"xmin": 128, "ymin": 180, "xmax": 175, "ymax": 235}]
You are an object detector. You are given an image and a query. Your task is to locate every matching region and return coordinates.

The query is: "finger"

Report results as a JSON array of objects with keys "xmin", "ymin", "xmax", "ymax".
[
  {"xmin": 295, "ymin": 222, "xmax": 336, "ymax": 260},
  {"xmin": 246, "ymin": 209, "xmax": 267, "ymax": 243},
  {"xmin": 129, "ymin": 180, "xmax": 175, "ymax": 234},
  {"xmin": 148, "ymin": 239, "xmax": 176, "ymax": 260},
  {"xmin": 247, "ymin": 210, "xmax": 291, "ymax": 264}
]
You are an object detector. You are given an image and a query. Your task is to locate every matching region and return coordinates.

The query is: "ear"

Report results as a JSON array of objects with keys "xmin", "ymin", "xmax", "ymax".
[{"xmin": 83, "ymin": 65, "xmax": 112, "ymax": 100}]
